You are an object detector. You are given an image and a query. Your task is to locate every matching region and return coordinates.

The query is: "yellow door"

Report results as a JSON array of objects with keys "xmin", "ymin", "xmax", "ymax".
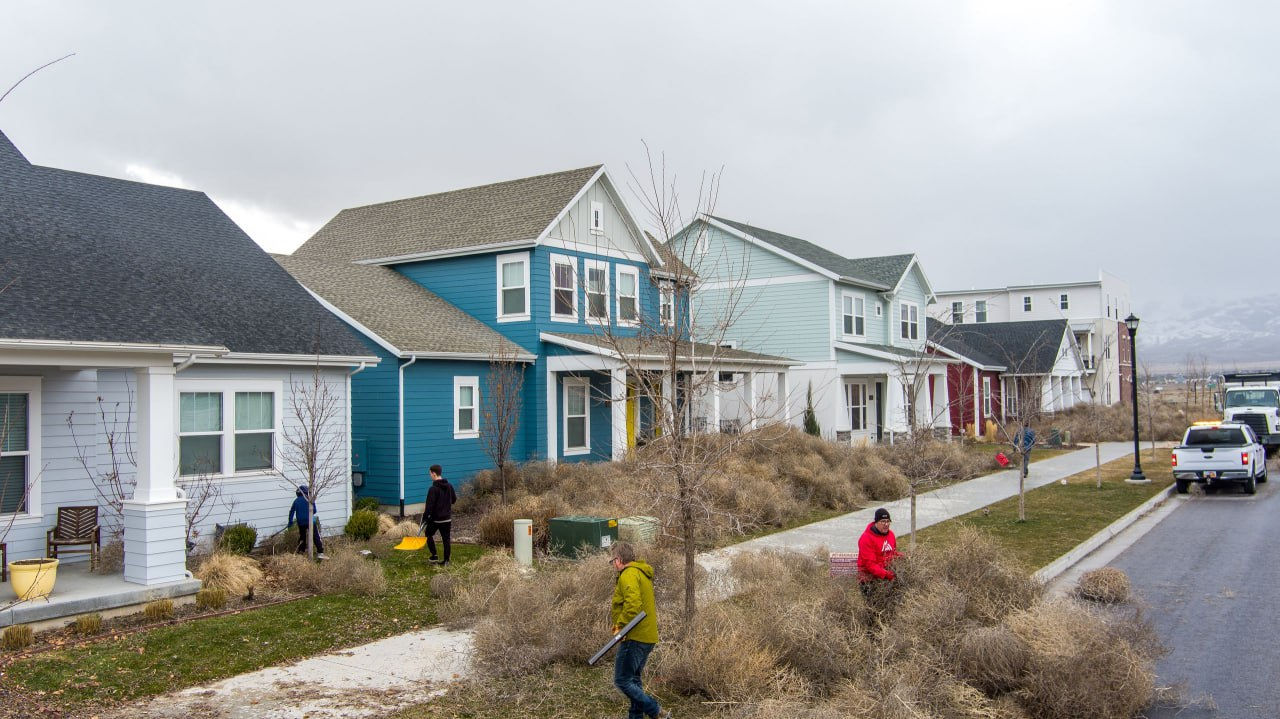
[{"xmin": 626, "ymin": 382, "xmax": 638, "ymax": 449}]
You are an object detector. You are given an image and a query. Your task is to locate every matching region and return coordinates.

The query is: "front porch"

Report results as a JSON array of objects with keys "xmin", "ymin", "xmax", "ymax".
[
  {"xmin": 0, "ymin": 560, "xmax": 200, "ymax": 629},
  {"xmin": 833, "ymin": 342, "xmax": 953, "ymax": 444}
]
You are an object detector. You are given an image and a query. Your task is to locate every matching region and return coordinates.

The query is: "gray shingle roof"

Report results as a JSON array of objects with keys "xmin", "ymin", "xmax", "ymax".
[
  {"xmin": 928, "ymin": 318, "xmax": 1071, "ymax": 374},
  {"xmin": 294, "ymin": 165, "xmax": 602, "ymax": 263},
  {"xmin": 276, "ymin": 254, "xmax": 533, "ymax": 358},
  {"xmin": 708, "ymin": 216, "xmax": 914, "ymax": 290},
  {"xmin": 0, "ymin": 130, "xmax": 370, "ymax": 357},
  {"xmin": 835, "ymin": 341, "xmax": 932, "ymax": 361},
  {"xmin": 542, "ymin": 332, "xmax": 795, "ymax": 365}
]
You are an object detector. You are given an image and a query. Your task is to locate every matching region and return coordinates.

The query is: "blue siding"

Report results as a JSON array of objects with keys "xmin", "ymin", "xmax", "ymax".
[
  {"xmin": 350, "ymin": 336, "xmax": 401, "ymax": 504},
  {"xmin": 556, "ymin": 370, "xmax": 613, "ymax": 463}
]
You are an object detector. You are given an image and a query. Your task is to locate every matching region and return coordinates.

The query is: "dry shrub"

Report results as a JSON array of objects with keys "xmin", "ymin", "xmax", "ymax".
[
  {"xmin": 143, "ymin": 599, "xmax": 173, "ymax": 620},
  {"xmin": 72, "ymin": 613, "xmax": 103, "ymax": 635},
  {"xmin": 382, "ymin": 520, "xmax": 422, "ymax": 540},
  {"xmin": 265, "ymin": 548, "xmax": 387, "ymax": 596},
  {"xmin": 94, "ymin": 540, "xmax": 124, "ymax": 575},
  {"xmin": 376, "ymin": 513, "xmax": 397, "ymax": 534},
  {"xmin": 193, "ymin": 552, "xmax": 264, "ymax": 597},
  {"xmin": 840, "ymin": 450, "xmax": 909, "ymax": 501},
  {"xmin": 475, "ymin": 494, "xmax": 561, "ymax": 548},
  {"xmin": 654, "ymin": 603, "xmax": 802, "ymax": 702},
  {"xmin": 1044, "ymin": 400, "xmax": 1187, "ymax": 442},
  {"xmin": 954, "ymin": 624, "xmax": 1030, "ymax": 693},
  {"xmin": 900, "ymin": 526, "xmax": 1041, "ymax": 623},
  {"xmin": 1076, "ymin": 567, "xmax": 1131, "ymax": 604},
  {"xmin": 265, "ymin": 525, "xmax": 299, "ymax": 554},
  {"xmin": 883, "ymin": 437, "xmax": 991, "ymax": 488},
  {"xmin": 429, "ymin": 571, "xmax": 457, "ymax": 600},
  {"xmin": 196, "ymin": 587, "xmax": 228, "ymax": 610},
  {"xmin": 1007, "ymin": 600, "xmax": 1156, "ymax": 719},
  {"xmin": 1, "ymin": 625, "xmax": 33, "ymax": 650}
]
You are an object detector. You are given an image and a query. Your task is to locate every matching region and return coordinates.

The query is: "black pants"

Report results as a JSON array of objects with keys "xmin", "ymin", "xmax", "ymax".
[
  {"xmin": 296, "ymin": 524, "xmax": 324, "ymax": 555},
  {"xmin": 424, "ymin": 519, "xmax": 451, "ymax": 562}
]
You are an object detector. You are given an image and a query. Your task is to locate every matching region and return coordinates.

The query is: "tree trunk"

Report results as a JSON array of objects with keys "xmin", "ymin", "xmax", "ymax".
[
  {"xmin": 679, "ymin": 469, "xmax": 696, "ymax": 636},
  {"xmin": 307, "ymin": 499, "xmax": 317, "ymax": 559},
  {"xmin": 1095, "ymin": 442, "xmax": 1102, "ymax": 489},
  {"xmin": 1018, "ymin": 453, "xmax": 1028, "ymax": 521},
  {"xmin": 909, "ymin": 489, "xmax": 917, "ymax": 550}
]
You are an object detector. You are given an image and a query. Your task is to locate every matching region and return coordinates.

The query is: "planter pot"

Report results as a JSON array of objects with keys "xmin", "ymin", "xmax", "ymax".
[{"xmin": 9, "ymin": 558, "xmax": 59, "ymax": 600}]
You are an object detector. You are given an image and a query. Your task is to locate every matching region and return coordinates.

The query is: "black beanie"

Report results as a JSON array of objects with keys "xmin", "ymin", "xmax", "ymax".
[{"xmin": 874, "ymin": 508, "xmax": 891, "ymax": 522}]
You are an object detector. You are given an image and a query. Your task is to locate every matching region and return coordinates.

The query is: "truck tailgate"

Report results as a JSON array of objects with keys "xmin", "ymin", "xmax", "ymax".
[{"xmin": 1173, "ymin": 447, "xmax": 1247, "ymax": 471}]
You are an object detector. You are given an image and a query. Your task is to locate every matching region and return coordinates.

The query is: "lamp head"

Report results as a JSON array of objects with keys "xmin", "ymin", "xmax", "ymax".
[{"xmin": 1124, "ymin": 313, "xmax": 1140, "ymax": 332}]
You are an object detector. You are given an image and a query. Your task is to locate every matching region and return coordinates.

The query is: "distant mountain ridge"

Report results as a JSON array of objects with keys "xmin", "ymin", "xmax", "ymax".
[{"xmin": 1140, "ymin": 293, "xmax": 1280, "ymax": 372}]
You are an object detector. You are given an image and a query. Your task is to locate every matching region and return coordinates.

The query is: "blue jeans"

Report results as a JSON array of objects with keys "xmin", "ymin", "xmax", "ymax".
[{"xmin": 614, "ymin": 639, "xmax": 660, "ymax": 719}]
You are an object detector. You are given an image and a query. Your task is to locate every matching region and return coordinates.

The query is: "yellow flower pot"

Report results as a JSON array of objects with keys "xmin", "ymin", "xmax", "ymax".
[{"xmin": 9, "ymin": 558, "xmax": 59, "ymax": 600}]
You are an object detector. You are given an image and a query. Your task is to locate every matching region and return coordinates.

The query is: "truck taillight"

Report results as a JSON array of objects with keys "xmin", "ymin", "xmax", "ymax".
[
  {"xmin": 1242, "ymin": 452, "xmax": 1250, "ymax": 466},
  {"xmin": 1171, "ymin": 454, "xmax": 1178, "ymax": 467}
]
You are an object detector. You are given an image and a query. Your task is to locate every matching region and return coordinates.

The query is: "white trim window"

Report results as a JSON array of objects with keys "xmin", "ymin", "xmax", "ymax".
[
  {"xmin": 0, "ymin": 377, "xmax": 41, "ymax": 516},
  {"xmin": 563, "ymin": 377, "xmax": 590, "ymax": 455},
  {"xmin": 496, "ymin": 252, "xmax": 530, "ymax": 322},
  {"xmin": 841, "ymin": 293, "xmax": 866, "ymax": 338},
  {"xmin": 899, "ymin": 301, "xmax": 919, "ymax": 341},
  {"xmin": 659, "ymin": 280, "xmax": 675, "ymax": 328},
  {"xmin": 454, "ymin": 376, "xmax": 479, "ymax": 439},
  {"xmin": 1059, "ymin": 293, "xmax": 1069, "ymax": 310},
  {"xmin": 844, "ymin": 381, "xmax": 867, "ymax": 431},
  {"xmin": 951, "ymin": 301, "xmax": 964, "ymax": 324},
  {"xmin": 982, "ymin": 377, "xmax": 992, "ymax": 418},
  {"xmin": 975, "ymin": 300, "xmax": 988, "ymax": 323},
  {"xmin": 616, "ymin": 265, "xmax": 640, "ymax": 325},
  {"xmin": 178, "ymin": 380, "xmax": 281, "ymax": 476},
  {"xmin": 550, "ymin": 254, "xmax": 578, "ymax": 322},
  {"xmin": 1023, "ymin": 295, "xmax": 1032, "ymax": 312},
  {"xmin": 590, "ymin": 201, "xmax": 605, "ymax": 235},
  {"xmin": 584, "ymin": 258, "xmax": 610, "ymax": 323}
]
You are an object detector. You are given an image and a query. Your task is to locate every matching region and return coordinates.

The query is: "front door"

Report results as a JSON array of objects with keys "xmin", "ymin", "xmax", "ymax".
[
  {"xmin": 626, "ymin": 382, "xmax": 638, "ymax": 449},
  {"xmin": 844, "ymin": 380, "xmax": 869, "ymax": 436}
]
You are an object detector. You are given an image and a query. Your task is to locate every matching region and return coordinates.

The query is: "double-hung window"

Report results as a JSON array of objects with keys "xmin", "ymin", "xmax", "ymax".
[
  {"xmin": 951, "ymin": 301, "xmax": 964, "ymax": 324},
  {"xmin": 1023, "ymin": 295, "xmax": 1032, "ymax": 312},
  {"xmin": 659, "ymin": 281, "xmax": 675, "ymax": 327},
  {"xmin": 564, "ymin": 378, "xmax": 590, "ymax": 455},
  {"xmin": 616, "ymin": 265, "xmax": 639, "ymax": 325},
  {"xmin": 454, "ymin": 377, "xmax": 479, "ymax": 439},
  {"xmin": 982, "ymin": 377, "xmax": 992, "ymax": 417},
  {"xmin": 975, "ymin": 300, "xmax": 988, "ymax": 323},
  {"xmin": 841, "ymin": 293, "xmax": 865, "ymax": 337},
  {"xmin": 899, "ymin": 302, "xmax": 919, "ymax": 341},
  {"xmin": 550, "ymin": 254, "xmax": 578, "ymax": 321},
  {"xmin": 496, "ymin": 252, "xmax": 530, "ymax": 321},
  {"xmin": 1059, "ymin": 293, "xmax": 1069, "ymax": 310},
  {"xmin": 178, "ymin": 382, "xmax": 278, "ymax": 476},
  {"xmin": 0, "ymin": 378, "xmax": 39, "ymax": 515},
  {"xmin": 584, "ymin": 259, "xmax": 609, "ymax": 323}
]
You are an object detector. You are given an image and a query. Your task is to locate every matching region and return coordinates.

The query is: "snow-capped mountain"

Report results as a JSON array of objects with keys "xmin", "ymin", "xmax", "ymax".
[{"xmin": 1140, "ymin": 293, "xmax": 1280, "ymax": 372}]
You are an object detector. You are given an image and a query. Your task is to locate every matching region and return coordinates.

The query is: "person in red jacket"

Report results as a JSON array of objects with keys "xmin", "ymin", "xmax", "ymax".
[{"xmin": 858, "ymin": 508, "xmax": 900, "ymax": 582}]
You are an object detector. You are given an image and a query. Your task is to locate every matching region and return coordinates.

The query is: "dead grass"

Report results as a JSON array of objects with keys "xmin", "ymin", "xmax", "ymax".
[
  {"xmin": 1076, "ymin": 567, "xmax": 1131, "ymax": 604},
  {"xmin": 192, "ymin": 552, "xmax": 264, "ymax": 598},
  {"xmin": 1042, "ymin": 400, "xmax": 1189, "ymax": 442},
  {"xmin": 264, "ymin": 547, "xmax": 388, "ymax": 596}
]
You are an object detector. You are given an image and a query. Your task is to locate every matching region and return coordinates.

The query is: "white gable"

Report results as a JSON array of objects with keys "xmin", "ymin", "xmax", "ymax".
[{"xmin": 540, "ymin": 172, "xmax": 654, "ymax": 264}]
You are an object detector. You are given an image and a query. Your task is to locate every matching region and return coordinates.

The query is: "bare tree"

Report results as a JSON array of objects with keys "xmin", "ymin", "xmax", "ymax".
[
  {"xmin": 1076, "ymin": 329, "xmax": 1117, "ymax": 489},
  {"xmin": 276, "ymin": 366, "xmax": 347, "ymax": 558},
  {"xmin": 480, "ymin": 340, "xmax": 525, "ymax": 504},
  {"xmin": 181, "ymin": 470, "xmax": 234, "ymax": 553},
  {"xmin": 67, "ymin": 396, "xmax": 138, "ymax": 547}
]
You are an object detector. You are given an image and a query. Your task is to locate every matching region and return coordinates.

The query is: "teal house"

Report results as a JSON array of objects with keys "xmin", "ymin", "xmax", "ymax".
[
  {"xmin": 671, "ymin": 215, "xmax": 950, "ymax": 444},
  {"xmin": 279, "ymin": 168, "xmax": 791, "ymax": 513}
]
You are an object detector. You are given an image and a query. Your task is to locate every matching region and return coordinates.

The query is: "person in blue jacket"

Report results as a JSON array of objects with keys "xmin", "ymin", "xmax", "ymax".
[{"xmin": 287, "ymin": 485, "xmax": 326, "ymax": 557}]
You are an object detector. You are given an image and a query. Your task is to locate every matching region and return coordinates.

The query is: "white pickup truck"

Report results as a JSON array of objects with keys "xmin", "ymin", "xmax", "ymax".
[
  {"xmin": 1219, "ymin": 372, "xmax": 1280, "ymax": 457},
  {"xmin": 1171, "ymin": 422, "xmax": 1267, "ymax": 495}
]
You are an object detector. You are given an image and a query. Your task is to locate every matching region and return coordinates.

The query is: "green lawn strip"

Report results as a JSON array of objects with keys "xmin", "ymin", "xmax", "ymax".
[
  {"xmin": 2, "ymin": 544, "xmax": 485, "ymax": 712},
  {"xmin": 913, "ymin": 449, "xmax": 1173, "ymax": 571}
]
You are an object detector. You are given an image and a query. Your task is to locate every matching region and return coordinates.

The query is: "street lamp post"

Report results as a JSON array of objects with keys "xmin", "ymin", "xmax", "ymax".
[{"xmin": 1124, "ymin": 313, "xmax": 1149, "ymax": 483}]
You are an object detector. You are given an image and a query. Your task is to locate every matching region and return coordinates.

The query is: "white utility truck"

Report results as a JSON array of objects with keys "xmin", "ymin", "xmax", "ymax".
[
  {"xmin": 1218, "ymin": 371, "xmax": 1280, "ymax": 457},
  {"xmin": 1171, "ymin": 422, "xmax": 1267, "ymax": 495}
]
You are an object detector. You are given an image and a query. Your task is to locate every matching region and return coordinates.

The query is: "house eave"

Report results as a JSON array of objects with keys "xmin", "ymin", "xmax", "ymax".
[
  {"xmin": 196, "ymin": 352, "xmax": 382, "ymax": 368},
  {"xmin": 0, "ymin": 338, "xmax": 230, "ymax": 355},
  {"xmin": 356, "ymin": 239, "xmax": 538, "ymax": 266}
]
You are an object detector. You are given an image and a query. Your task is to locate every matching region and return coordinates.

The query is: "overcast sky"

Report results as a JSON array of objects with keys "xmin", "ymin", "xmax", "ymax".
[{"xmin": 3, "ymin": 1, "xmax": 1278, "ymax": 343}]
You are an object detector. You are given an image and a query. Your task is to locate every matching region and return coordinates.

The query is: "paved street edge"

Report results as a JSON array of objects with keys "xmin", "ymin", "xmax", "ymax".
[{"xmin": 1033, "ymin": 484, "xmax": 1176, "ymax": 584}]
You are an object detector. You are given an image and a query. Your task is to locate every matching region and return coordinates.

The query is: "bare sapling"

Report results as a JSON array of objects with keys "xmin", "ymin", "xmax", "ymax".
[
  {"xmin": 277, "ymin": 365, "xmax": 347, "ymax": 558},
  {"xmin": 480, "ymin": 340, "xmax": 526, "ymax": 504}
]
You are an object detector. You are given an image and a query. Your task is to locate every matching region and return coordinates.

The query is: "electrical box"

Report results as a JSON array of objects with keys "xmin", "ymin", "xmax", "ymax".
[
  {"xmin": 548, "ymin": 515, "xmax": 618, "ymax": 558},
  {"xmin": 351, "ymin": 438, "xmax": 368, "ymax": 473}
]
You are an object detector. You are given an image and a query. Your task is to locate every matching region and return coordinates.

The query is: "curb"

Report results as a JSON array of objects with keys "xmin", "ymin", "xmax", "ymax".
[{"xmin": 1032, "ymin": 484, "xmax": 1176, "ymax": 584}]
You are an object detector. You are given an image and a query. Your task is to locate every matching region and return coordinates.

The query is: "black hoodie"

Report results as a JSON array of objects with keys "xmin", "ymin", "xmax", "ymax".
[{"xmin": 424, "ymin": 478, "xmax": 457, "ymax": 522}]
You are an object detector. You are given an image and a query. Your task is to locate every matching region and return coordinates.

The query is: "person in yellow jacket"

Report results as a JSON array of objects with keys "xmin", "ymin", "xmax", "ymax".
[{"xmin": 610, "ymin": 542, "xmax": 669, "ymax": 719}]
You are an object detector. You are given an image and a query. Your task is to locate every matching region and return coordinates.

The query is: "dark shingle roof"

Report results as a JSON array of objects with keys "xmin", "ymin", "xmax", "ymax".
[
  {"xmin": 0, "ymin": 130, "xmax": 370, "ymax": 357},
  {"xmin": 707, "ymin": 215, "xmax": 914, "ymax": 290},
  {"xmin": 542, "ymin": 332, "xmax": 795, "ymax": 365},
  {"xmin": 647, "ymin": 233, "xmax": 694, "ymax": 279},
  {"xmin": 276, "ymin": 254, "xmax": 533, "ymax": 358},
  {"xmin": 928, "ymin": 318, "xmax": 1071, "ymax": 374},
  {"xmin": 294, "ymin": 165, "xmax": 602, "ymax": 263}
]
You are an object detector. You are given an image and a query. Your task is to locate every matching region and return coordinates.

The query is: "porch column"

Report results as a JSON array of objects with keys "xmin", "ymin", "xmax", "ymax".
[
  {"xmin": 611, "ymin": 368, "xmax": 627, "ymax": 460},
  {"xmin": 546, "ymin": 368, "xmax": 558, "ymax": 463},
  {"xmin": 745, "ymin": 371, "xmax": 756, "ymax": 430},
  {"xmin": 935, "ymin": 370, "xmax": 951, "ymax": 433},
  {"xmin": 776, "ymin": 372, "xmax": 787, "ymax": 422},
  {"xmin": 123, "ymin": 365, "xmax": 187, "ymax": 586},
  {"xmin": 972, "ymin": 366, "xmax": 980, "ymax": 435}
]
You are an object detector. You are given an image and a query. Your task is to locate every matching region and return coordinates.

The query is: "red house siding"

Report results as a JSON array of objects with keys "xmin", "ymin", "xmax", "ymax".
[{"xmin": 946, "ymin": 363, "xmax": 1004, "ymax": 436}]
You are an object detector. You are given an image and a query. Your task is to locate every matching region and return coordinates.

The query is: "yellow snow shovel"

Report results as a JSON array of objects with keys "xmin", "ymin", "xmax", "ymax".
[{"xmin": 393, "ymin": 525, "xmax": 428, "ymax": 551}]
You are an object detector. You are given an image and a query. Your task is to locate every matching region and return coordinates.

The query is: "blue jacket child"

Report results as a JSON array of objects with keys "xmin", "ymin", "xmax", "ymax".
[{"xmin": 286, "ymin": 485, "xmax": 325, "ymax": 556}]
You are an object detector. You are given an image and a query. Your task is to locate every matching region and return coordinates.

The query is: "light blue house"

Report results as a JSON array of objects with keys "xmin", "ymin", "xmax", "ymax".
[
  {"xmin": 281, "ymin": 168, "xmax": 791, "ymax": 512},
  {"xmin": 671, "ymin": 215, "xmax": 950, "ymax": 443}
]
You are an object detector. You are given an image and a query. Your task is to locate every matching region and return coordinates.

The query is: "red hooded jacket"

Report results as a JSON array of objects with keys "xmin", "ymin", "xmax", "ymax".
[{"xmin": 857, "ymin": 521, "xmax": 899, "ymax": 581}]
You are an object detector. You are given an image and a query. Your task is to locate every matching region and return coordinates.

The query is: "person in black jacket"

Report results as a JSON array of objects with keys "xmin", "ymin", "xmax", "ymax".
[{"xmin": 422, "ymin": 465, "xmax": 457, "ymax": 564}]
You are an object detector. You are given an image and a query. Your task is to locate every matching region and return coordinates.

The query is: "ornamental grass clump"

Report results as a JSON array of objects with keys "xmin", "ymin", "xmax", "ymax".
[
  {"xmin": 195, "ymin": 587, "xmax": 228, "ymax": 610},
  {"xmin": 193, "ymin": 552, "xmax": 264, "ymax": 598},
  {"xmin": 143, "ymin": 599, "xmax": 173, "ymax": 620},
  {"xmin": 72, "ymin": 613, "xmax": 103, "ymax": 636},
  {"xmin": 1076, "ymin": 566, "xmax": 1131, "ymax": 604},
  {"xmin": 1, "ymin": 624, "xmax": 33, "ymax": 650}
]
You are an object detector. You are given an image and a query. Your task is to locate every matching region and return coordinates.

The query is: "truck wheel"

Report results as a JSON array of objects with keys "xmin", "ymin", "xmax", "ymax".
[
  {"xmin": 1244, "ymin": 474, "xmax": 1257, "ymax": 495},
  {"xmin": 1260, "ymin": 464, "xmax": 1269, "ymax": 483},
  {"xmin": 1176, "ymin": 479, "xmax": 1190, "ymax": 494}
]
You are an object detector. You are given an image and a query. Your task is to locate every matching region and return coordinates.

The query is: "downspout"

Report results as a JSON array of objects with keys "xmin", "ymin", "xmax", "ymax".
[
  {"xmin": 347, "ymin": 361, "xmax": 368, "ymax": 525},
  {"xmin": 398, "ymin": 355, "xmax": 419, "ymax": 519},
  {"xmin": 174, "ymin": 354, "xmax": 201, "ymax": 373}
]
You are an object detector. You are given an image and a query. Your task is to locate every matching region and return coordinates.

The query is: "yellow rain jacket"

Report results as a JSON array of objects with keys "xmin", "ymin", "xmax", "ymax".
[{"xmin": 610, "ymin": 560, "xmax": 659, "ymax": 644}]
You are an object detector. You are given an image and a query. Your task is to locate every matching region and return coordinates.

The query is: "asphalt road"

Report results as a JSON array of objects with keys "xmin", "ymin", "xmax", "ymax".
[{"xmin": 1109, "ymin": 459, "xmax": 1280, "ymax": 719}]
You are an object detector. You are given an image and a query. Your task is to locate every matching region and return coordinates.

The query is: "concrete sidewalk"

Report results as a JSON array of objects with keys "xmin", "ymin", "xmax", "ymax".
[{"xmin": 112, "ymin": 442, "xmax": 1143, "ymax": 718}]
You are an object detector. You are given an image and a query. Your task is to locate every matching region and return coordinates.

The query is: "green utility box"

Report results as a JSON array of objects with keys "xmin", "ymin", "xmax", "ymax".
[{"xmin": 548, "ymin": 515, "xmax": 618, "ymax": 558}]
